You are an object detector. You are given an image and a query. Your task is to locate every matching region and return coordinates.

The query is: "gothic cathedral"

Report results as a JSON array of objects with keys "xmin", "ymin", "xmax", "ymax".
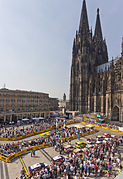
[{"xmin": 69, "ymin": 0, "xmax": 123, "ymax": 122}]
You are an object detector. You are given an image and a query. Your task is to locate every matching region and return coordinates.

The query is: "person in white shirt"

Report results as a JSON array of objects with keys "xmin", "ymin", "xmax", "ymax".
[{"xmin": 113, "ymin": 162, "xmax": 116, "ymax": 168}]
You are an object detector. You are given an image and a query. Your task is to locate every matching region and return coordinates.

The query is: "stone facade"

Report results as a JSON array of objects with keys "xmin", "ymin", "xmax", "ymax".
[
  {"xmin": 0, "ymin": 88, "xmax": 49, "ymax": 122},
  {"xmin": 69, "ymin": 0, "xmax": 123, "ymax": 122},
  {"xmin": 59, "ymin": 95, "xmax": 69, "ymax": 111},
  {"xmin": 49, "ymin": 97, "xmax": 59, "ymax": 111}
]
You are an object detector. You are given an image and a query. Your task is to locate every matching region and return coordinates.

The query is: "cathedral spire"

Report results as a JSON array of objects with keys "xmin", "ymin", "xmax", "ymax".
[
  {"xmin": 94, "ymin": 8, "xmax": 103, "ymax": 41},
  {"xmin": 122, "ymin": 37, "xmax": 123, "ymax": 56},
  {"xmin": 79, "ymin": 0, "xmax": 89, "ymax": 34},
  {"xmin": 72, "ymin": 38, "xmax": 76, "ymax": 57}
]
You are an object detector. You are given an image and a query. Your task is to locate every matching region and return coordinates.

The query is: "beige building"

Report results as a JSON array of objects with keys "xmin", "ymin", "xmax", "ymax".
[{"xmin": 0, "ymin": 88, "xmax": 49, "ymax": 122}]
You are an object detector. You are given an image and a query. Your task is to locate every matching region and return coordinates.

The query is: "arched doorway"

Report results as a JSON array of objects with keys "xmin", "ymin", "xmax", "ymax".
[{"xmin": 112, "ymin": 106, "xmax": 119, "ymax": 121}]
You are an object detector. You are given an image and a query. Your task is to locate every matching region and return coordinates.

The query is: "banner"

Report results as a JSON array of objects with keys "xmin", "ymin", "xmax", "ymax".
[
  {"xmin": 0, "ymin": 155, "xmax": 7, "ymax": 162},
  {"xmin": 84, "ymin": 114, "xmax": 86, "ymax": 120},
  {"xmin": 82, "ymin": 114, "xmax": 84, "ymax": 120},
  {"xmin": 80, "ymin": 121, "xmax": 123, "ymax": 133}
]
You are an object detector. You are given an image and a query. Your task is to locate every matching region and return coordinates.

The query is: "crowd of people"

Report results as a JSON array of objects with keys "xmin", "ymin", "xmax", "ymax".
[
  {"xmin": 0, "ymin": 119, "xmax": 56, "ymax": 139},
  {"xmin": 0, "ymin": 116, "xmax": 122, "ymax": 178},
  {"xmin": 0, "ymin": 118, "xmax": 82, "ymax": 139},
  {"xmin": 82, "ymin": 118, "xmax": 120, "ymax": 130},
  {"xmin": 0, "ymin": 126, "xmax": 93, "ymax": 156},
  {"xmin": 0, "ymin": 116, "xmax": 121, "ymax": 140},
  {"xmin": 26, "ymin": 134, "xmax": 123, "ymax": 179}
]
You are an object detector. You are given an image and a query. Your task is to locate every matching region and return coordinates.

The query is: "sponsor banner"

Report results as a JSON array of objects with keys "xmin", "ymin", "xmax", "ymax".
[
  {"xmin": 6, "ymin": 143, "xmax": 52, "ymax": 162},
  {"xmin": 0, "ymin": 155, "xmax": 7, "ymax": 162},
  {"xmin": 60, "ymin": 129, "xmax": 97, "ymax": 143},
  {"xmin": 84, "ymin": 114, "xmax": 86, "ymax": 120},
  {"xmin": 80, "ymin": 121, "xmax": 123, "ymax": 133}
]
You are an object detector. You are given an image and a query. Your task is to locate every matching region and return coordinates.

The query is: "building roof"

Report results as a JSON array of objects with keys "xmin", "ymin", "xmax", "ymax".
[
  {"xmin": 0, "ymin": 88, "xmax": 49, "ymax": 95},
  {"xmin": 96, "ymin": 57, "xmax": 120, "ymax": 73},
  {"xmin": 96, "ymin": 61, "xmax": 112, "ymax": 73}
]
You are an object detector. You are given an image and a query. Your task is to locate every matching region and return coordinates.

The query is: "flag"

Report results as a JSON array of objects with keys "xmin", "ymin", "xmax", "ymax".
[
  {"xmin": 84, "ymin": 114, "xmax": 86, "ymax": 120},
  {"xmin": 82, "ymin": 114, "xmax": 84, "ymax": 120}
]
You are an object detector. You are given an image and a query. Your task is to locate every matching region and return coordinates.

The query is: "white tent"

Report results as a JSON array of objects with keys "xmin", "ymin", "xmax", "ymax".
[
  {"xmin": 32, "ymin": 117, "xmax": 44, "ymax": 120},
  {"xmin": 119, "ymin": 127, "xmax": 123, "ymax": 131},
  {"xmin": 22, "ymin": 118, "xmax": 29, "ymax": 121},
  {"xmin": 32, "ymin": 117, "xmax": 39, "ymax": 120},
  {"xmin": 86, "ymin": 124, "xmax": 93, "ymax": 128},
  {"xmin": 38, "ymin": 117, "xmax": 44, "ymax": 120}
]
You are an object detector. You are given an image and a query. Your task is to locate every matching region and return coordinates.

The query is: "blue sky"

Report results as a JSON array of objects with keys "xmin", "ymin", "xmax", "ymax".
[{"xmin": 0, "ymin": 0, "xmax": 122, "ymax": 99}]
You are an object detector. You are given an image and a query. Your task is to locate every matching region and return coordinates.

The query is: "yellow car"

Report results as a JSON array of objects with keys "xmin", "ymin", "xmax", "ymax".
[{"xmin": 76, "ymin": 141, "xmax": 86, "ymax": 148}]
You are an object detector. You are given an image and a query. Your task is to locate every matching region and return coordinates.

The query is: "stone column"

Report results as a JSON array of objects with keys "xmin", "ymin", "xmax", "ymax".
[
  {"xmin": 106, "ymin": 93, "xmax": 112, "ymax": 119},
  {"xmin": 119, "ymin": 107, "xmax": 123, "ymax": 122},
  {"xmin": 106, "ymin": 94, "xmax": 108, "ymax": 117},
  {"xmin": 88, "ymin": 96, "xmax": 90, "ymax": 113},
  {"xmin": 10, "ymin": 115, "xmax": 12, "ymax": 122},
  {"xmin": 4, "ymin": 115, "xmax": 6, "ymax": 122},
  {"xmin": 44, "ymin": 112, "xmax": 47, "ymax": 119},
  {"xmin": 94, "ymin": 96, "xmax": 97, "ymax": 114},
  {"xmin": 101, "ymin": 96, "xmax": 104, "ymax": 115}
]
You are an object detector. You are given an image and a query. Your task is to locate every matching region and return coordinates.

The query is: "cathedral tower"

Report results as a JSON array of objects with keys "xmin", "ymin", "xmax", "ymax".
[
  {"xmin": 70, "ymin": 0, "xmax": 123, "ymax": 122},
  {"xmin": 93, "ymin": 9, "xmax": 108, "ymax": 66},
  {"xmin": 70, "ymin": 0, "xmax": 108, "ymax": 114},
  {"xmin": 70, "ymin": 0, "xmax": 92, "ymax": 113},
  {"xmin": 122, "ymin": 37, "xmax": 123, "ymax": 56}
]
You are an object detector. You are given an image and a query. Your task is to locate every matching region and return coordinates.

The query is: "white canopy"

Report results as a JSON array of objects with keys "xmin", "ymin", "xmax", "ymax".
[
  {"xmin": 30, "ymin": 163, "xmax": 41, "ymax": 170},
  {"xmin": 111, "ymin": 135, "xmax": 116, "ymax": 138},
  {"xmin": 22, "ymin": 118, "xmax": 29, "ymax": 121},
  {"xmin": 32, "ymin": 117, "xmax": 44, "ymax": 120},
  {"xmin": 64, "ymin": 145, "xmax": 72, "ymax": 149},
  {"xmin": 38, "ymin": 117, "xmax": 44, "ymax": 120},
  {"xmin": 52, "ymin": 156, "xmax": 63, "ymax": 161},
  {"xmin": 105, "ymin": 138, "xmax": 110, "ymax": 140},
  {"xmin": 97, "ymin": 136, "xmax": 102, "ymax": 138},
  {"xmin": 86, "ymin": 124, "xmax": 93, "ymax": 128},
  {"xmin": 73, "ymin": 149, "xmax": 81, "ymax": 153},
  {"xmin": 96, "ymin": 141, "xmax": 101, "ymax": 144},
  {"xmin": 32, "ymin": 117, "xmax": 39, "ymax": 120},
  {"xmin": 119, "ymin": 127, "xmax": 123, "ymax": 131}
]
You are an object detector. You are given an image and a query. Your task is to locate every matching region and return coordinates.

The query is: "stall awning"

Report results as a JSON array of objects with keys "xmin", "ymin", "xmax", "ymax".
[
  {"xmin": 98, "ymin": 118, "xmax": 105, "ymax": 122},
  {"xmin": 22, "ymin": 118, "xmax": 29, "ymax": 121}
]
